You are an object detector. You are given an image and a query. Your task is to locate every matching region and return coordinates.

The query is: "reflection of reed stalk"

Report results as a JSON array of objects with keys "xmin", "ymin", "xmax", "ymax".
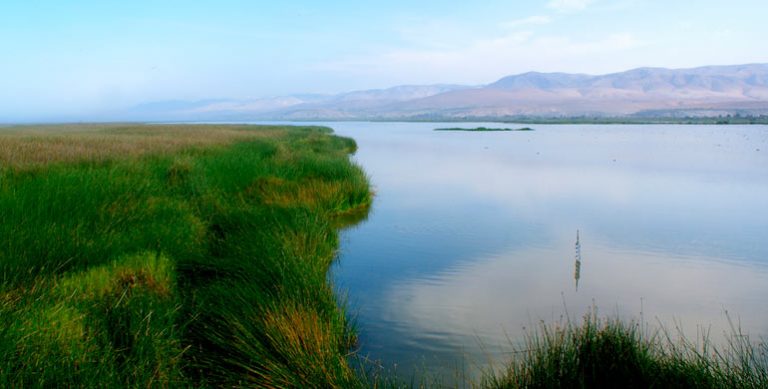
[{"xmin": 574, "ymin": 230, "xmax": 581, "ymax": 291}]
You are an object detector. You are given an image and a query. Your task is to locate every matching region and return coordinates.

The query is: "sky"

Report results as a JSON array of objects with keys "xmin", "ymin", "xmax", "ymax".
[{"xmin": 1, "ymin": 0, "xmax": 767, "ymax": 120}]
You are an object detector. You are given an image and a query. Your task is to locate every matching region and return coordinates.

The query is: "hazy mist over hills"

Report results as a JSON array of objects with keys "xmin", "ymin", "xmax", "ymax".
[
  {"xmin": 119, "ymin": 64, "xmax": 768, "ymax": 121},
  {"xmin": 4, "ymin": 1, "xmax": 767, "ymax": 123}
]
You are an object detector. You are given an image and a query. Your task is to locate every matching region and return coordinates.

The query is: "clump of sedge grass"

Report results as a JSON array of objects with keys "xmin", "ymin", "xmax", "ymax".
[
  {"xmin": 483, "ymin": 311, "xmax": 768, "ymax": 389},
  {"xmin": 0, "ymin": 252, "xmax": 184, "ymax": 387}
]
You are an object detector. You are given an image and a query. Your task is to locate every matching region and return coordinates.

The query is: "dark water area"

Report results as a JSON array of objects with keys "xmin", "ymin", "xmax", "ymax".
[{"xmin": 277, "ymin": 122, "xmax": 768, "ymax": 379}]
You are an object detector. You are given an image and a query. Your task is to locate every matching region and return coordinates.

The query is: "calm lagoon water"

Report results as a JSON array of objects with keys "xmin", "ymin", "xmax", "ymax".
[{"xmin": 290, "ymin": 122, "xmax": 768, "ymax": 378}]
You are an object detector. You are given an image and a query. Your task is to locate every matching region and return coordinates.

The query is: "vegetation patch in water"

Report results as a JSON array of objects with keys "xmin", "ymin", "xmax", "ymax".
[{"xmin": 434, "ymin": 126, "xmax": 534, "ymax": 132}]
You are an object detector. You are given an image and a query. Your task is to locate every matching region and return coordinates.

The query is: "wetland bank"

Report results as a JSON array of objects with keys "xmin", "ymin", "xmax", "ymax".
[
  {"xmin": 0, "ymin": 124, "xmax": 372, "ymax": 387},
  {"xmin": 1, "ymin": 122, "xmax": 767, "ymax": 387}
]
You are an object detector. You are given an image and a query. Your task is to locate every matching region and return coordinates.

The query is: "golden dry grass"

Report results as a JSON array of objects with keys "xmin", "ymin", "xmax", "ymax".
[
  {"xmin": 248, "ymin": 176, "xmax": 352, "ymax": 209},
  {"xmin": 0, "ymin": 123, "xmax": 288, "ymax": 170}
]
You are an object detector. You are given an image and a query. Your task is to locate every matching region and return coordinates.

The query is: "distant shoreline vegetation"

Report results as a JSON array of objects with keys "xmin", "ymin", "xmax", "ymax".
[
  {"xmin": 434, "ymin": 126, "xmax": 534, "ymax": 132},
  {"xmin": 501, "ymin": 114, "xmax": 768, "ymax": 125},
  {"xmin": 423, "ymin": 114, "xmax": 768, "ymax": 125},
  {"xmin": 235, "ymin": 114, "xmax": 768, "ymax": 125}
]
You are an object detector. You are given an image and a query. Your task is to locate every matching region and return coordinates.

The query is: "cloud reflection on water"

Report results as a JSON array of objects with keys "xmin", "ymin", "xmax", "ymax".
[
  {"xmin": 326, "ymin": 122, "xmax": 768, "ymax": 378},
  {"xmin": 384, "ymin": 236, "xmax": 768, "ymax": 366}
]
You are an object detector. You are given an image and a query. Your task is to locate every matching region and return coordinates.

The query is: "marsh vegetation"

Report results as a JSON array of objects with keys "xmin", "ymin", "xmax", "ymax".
[{"xmin": 0, "ymin": 124, "xmax": 372, "ymax": 387}]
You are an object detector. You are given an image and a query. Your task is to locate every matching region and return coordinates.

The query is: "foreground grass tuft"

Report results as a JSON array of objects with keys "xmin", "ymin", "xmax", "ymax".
[{"xmin": 483, "ymin": 312, "xmax": 768, "ymax": 389}]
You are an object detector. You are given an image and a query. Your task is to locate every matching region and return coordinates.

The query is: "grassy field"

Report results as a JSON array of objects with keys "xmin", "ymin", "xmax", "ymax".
[{"xmin": 0, "ymin": 124, "xmax": 372, "ymax": 387}]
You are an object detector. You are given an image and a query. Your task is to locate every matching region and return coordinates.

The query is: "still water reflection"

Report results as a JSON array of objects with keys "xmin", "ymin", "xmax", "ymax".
[
  {"xmin": 322, "ymin": 123, "xmax": 768, "ymax": 379},
  {"xmin": 574, "ymin": 230, "xmax": 581, "ymax": 292}
]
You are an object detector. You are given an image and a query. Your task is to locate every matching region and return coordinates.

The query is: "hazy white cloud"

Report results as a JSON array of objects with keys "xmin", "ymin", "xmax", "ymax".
[
  {"xmin": 394, "ymin": 19, "xmax": 473, "ymax": 49},
  {"xmin": 547, "ymin": 0, "xmax": 595, "ymax": 12},
  {"xmin": 562, "ymin": 32, "xmax": 643, "ymax": 52},
  {"xmin": 712, "ymin": 28, "xmax": 735, "ymax": 40},
  {"xmin": 501, "ymin": 15, "xmax": 552, "ymax": 29},
  {"xmin": 316, "ymin": 30, "xmax": 646, "ymax": 85}
]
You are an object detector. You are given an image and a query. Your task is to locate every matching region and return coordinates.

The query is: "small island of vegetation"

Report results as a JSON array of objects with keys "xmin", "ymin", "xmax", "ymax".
[{"xmin": 434, "ymin": 126, "xmax": 534, "ymax": 132}]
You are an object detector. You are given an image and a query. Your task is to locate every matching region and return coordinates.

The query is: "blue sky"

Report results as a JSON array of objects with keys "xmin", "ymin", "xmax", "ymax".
[{"xmin": 1, "ymin": 0, "xmax": 767, "ymax": 120}]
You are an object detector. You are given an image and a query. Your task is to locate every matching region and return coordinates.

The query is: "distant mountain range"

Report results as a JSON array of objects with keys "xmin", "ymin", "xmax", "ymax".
[{"xmin": 124, "ymin": 64, "xmax": 768, "ymax": 121}]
